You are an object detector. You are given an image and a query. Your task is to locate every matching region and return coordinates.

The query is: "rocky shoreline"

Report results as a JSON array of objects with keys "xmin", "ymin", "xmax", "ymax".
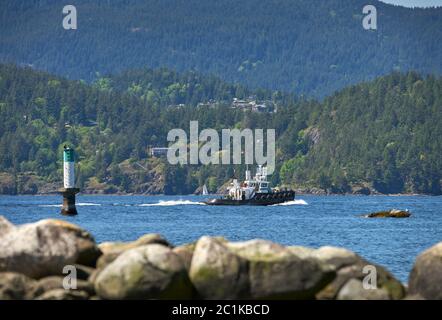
[
  {"xmin": 0, "ymin": 172, "xmax": 436, "ymax": 196},
  {"xmin": 0, "ymin": 216, "xmax": 440, "ymax": 300}
]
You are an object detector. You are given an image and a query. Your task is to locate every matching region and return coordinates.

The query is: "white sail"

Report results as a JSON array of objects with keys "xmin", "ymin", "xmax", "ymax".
[{"xmin": 202, "ymin": 184, "xmax": 209, "ymax": 195}]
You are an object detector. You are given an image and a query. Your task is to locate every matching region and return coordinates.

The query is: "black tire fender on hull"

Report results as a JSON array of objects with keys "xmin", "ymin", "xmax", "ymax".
[{"xmin": 204, "ymin": 190, "xmax": 295, "ymax": 206}]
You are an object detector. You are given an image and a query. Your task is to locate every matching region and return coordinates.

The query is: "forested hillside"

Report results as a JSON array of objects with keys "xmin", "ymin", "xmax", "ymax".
[
  {"xmin": 1, "ymin": 0, "xmax": 441, "ymax": 97},
  {"xmin": 0, "ymin": 64, "xmax": 440, "ymax": 195}
]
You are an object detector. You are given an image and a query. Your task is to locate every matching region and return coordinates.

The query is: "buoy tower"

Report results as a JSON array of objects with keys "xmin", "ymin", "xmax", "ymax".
[{"xmin": 60, "ymin": 145, "xmax": 79, "ymax": 215}]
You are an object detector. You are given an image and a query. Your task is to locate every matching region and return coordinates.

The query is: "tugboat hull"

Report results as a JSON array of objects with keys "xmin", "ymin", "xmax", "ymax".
[{"xmin": 204, "ymin": 191, "xmax": 295, "ymax": 206}]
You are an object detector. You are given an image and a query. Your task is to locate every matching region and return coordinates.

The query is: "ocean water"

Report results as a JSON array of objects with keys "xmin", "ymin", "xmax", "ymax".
[{"xmin": 0, "ymin": 194, "xmax": 441, "ymax": 283}]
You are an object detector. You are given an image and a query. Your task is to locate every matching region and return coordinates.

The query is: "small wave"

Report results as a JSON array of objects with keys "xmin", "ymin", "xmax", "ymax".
[
  {"xmin": 112, "ymin": 203, "xmax": 132, "ymax": 207},
  {"xmin": 272, "ymin": 199, "xmax": 308, "ymax": 206},
  {"xmin": 138, "ymin": 200, "xmax": 206, "ymax": 206},
  {"xmin": 39, "ymin": 202, "xmax": 101, "ymax": 207},
  {"xmin": 77, "ymin": 203, "xmax": 102, "ymax": 206}
]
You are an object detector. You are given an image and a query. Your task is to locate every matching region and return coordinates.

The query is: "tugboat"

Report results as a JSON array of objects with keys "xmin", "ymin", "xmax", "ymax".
[{"xmin": 204, "ymin": 165, "xmax": 295, "ymax": 206}]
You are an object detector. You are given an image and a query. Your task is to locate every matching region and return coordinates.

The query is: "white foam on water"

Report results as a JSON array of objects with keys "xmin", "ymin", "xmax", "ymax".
[
  {"xmin": 112, "ymin": 203, "xmax": 132, "ymax": 207},
  {"xmin": 76, "ymin": 203, "xmax": 102, "ymax": 206},
  {"xmin": 272, "ymin": 199, "xmax": 308, "ymax": 206},
  {"xmin": 138, "ymin": 200, "xmax": 206, "ymax": 206},
  {"xmin": 39, "ymin": 202, "xmax": 101, "ymax": 207}
]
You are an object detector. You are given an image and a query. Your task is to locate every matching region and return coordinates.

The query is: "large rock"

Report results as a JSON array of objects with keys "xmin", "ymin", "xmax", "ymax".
[
  {"xmin": 173, "ymin": 243, "xmax": 195, "ymax": 272},
  {"xmin": 408, "ymin": 242, "xmax": 442, "ymax": 300},
  {"xmin": 95, "ymin": 244, "xmax": 192, "ymax": 299},
  {"xmin": 31, "ymin": 276, "xmax": 95, "ymax": 298},
  {"xmin": 287, "ymin": 246, "xmax": 316, "ymax": 259},
  {"xmin": 313, "ymin": 246, "xmax": 405, "ymax": 300},
  {"xmin": 0, "ymin": 216, "xmax": 14, "ymax": 234},
  {"xmin": 227, "ymin": 240, "xmax": 335, "ymax": 299},
  {"xmin": 98, "ymin": 234, "xmax": 171, "ymax": 255},
  {"xmin": 35, "ymin": 289, "xmax": 89, "ymax": 300},
  {"xmin": 367, "ymin": 209, "xmax": 411, "ymax": 218},
  {"xmin": 189, "ymin": 238, "xmax": 334, "ymax": 299},
  {"xmin": 337, "ymin": 279, "xmax": 390, "ymax": 300},
  {"xmin": 96, "ymin": 233, "xmax": 170, "ymax": 269},
  {"xmin": 0, "ymin": 272, "xmax": 36, "ymax": 300},
  {"xmin": 189, "ymin": 236, "xmax": 249, "ymax": 299},
  {"xmin": 0, "ymin": 217, "xmax": 101, "ymax": 278},
  {"xmin": 311, "ymin": 246, "xmax": 360, "ymax": 269}
]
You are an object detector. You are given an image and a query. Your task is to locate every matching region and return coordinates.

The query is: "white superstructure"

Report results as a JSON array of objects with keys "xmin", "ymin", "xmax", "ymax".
[{"xmin": 228, "ymin": 165, "xmax": 270, "ymax": 201}]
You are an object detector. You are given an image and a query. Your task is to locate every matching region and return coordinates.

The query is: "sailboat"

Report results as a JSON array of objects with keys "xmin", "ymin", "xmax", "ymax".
[{"xmin": 202, "ymin": 184, "xmax": 209, "ymax": 195}]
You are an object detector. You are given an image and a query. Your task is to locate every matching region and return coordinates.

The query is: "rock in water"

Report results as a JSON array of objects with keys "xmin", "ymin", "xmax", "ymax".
[
  {"xmin": 189, "ymin": 236, "xmax": 249, "ymax": 299},
  {"xmin": 367, "ymin": 209, "xmax": 411, "ymax": 218},
  {"xmin": 0, "ymin": 217, "xmax": 101, "ymax": 278},
  {"xmin": 94, "ymin": 244, "xmax": 192, "ymax": 299},
  {"xmin": 408, "ymin": 242, "xmax": 442, "ymax": 300}
]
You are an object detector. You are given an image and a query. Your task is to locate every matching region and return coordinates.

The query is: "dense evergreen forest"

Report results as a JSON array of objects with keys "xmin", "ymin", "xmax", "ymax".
[
  {"xmin": 0, "ymin": 64, "xmax": 440, "ymax": 195},
  {"xmin": 1, "ymin": 0, "xmax": 441, "ymax": 97}
]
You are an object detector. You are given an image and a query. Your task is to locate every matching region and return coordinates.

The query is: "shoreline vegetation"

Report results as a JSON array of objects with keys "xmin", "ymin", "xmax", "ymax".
[
  {"xmin": 1, "ymin": 216, "xmax": 441, "ymax": 300},
  {"xmin": 0, "ymin": 192, "xmax": 435, "ymax": 197},
  {"xmin": 0, "ymin": 65, "xmax": 441, "ymax": 197}
]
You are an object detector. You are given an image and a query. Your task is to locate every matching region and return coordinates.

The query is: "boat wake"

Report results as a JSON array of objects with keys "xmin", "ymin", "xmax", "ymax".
[
  {"xmin": 138, "ymin": 200, "xmax": 206, "ymax": 206},
  {"xmin": 272, "ymin": 199, "xmax": 308, "ymax": 206},
  {"xmin": 38, "ymin": 202, "xmax": 102, "ymax": 207},
  {"xmin": 77, "ymin": 203, "xmax": 102, "ymax": 206}
]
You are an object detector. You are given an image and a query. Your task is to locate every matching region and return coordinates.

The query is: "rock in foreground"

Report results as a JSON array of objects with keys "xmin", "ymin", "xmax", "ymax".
[
  {"xmin": 95, "ymin": 244, "xmax": 193, "ymax": 299},
  {"xmin": 0, "ymin": 217, "xmax": 101, "ymax": 278},
  {"xmin": 1, "ymin": 216, "xmax": 441, "ymax": 300},
  {"xmin": 408, "ymin": 242, "xmax": 442, "ymax": 300}
]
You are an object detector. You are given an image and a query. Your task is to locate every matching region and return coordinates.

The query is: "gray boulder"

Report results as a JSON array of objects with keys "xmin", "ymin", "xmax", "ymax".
[
  {"xmin": 313, "ymin": 246, "xmax": 405, "ymax": 300},
  {"xmin": 337, "ymin": 279, "xmax": 390, "ymax": 300},
  {"xmin": 0, "ymin": 217, "xmax": 101, "ymax": 278},
  {"xmin": 98, "ymin": 233, "xmax": 171, "ymax": 255},
  {"xmin": 189, "ymin": 238, "xmax": 334, "ymax": 300},
  {"xmin": 35, "ymin": 289, "xmax": 89, "ymax": 300},
  {"xmin": 95, "ymin": 244, "xmax": 192, "ymax": 299},
  {"xmin": 0, "ymin": 272, "xmax": 36, "ymax": 300},
  {"xmin": 32, "ymin": 276, "xmax": 95, "ymax": 298},
  {"xmin": 0, "ymin": 216, "xmax": 14, "ymax": 234},
  {"xmin": 408, "ymin": 242, "xmax": 442, "ymax": 300},
  {"xmin": 173, "ymin": 243, "xmax": 196, "ymax": 272},
  {"xmin": 189, "ymin": 236, "xmax": 249, "ymax": 299},
  {"xmin": 96, "ymin": 233, "xmax": 170, "ymax": 269},
  {"xmin": 227, "ymin": 240, "xmax": 334, "ymax": 299}
]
